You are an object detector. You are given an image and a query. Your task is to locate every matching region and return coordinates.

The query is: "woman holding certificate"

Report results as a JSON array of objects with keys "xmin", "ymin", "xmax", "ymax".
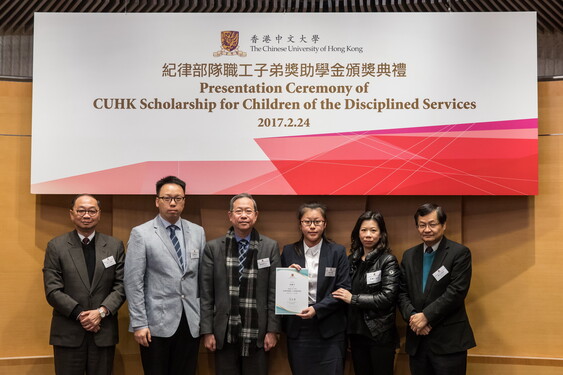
[
  {"xmin": 280, "ymin": 203, "xmax": 351, "ymax": 375},
  {"xmin": 332, "ymin": 210, "xmax": 400, "ymax": 375}
]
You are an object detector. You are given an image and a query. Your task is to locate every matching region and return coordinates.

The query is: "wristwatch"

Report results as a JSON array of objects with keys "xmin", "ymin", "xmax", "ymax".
[{"xmin": 98, "ymin": 307, "xmax": 107, "ymax": 318}]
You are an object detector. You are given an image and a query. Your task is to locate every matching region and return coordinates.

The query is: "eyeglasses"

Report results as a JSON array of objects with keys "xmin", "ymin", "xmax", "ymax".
[
  {"xmin": 417, "ymin": 222, "xmax": 440, "ymax": 229},
  {"xmin": 301, "ymin": 220, "xmax": 325, "ymax": 226},
  {"xmin": 158, "ymin": 196, "xmax": 185, "ymax": 203},
  {"xmin": 75, "ymin": 209, "xmax": 99, "ymax": 216},
  {"xmin": 231, "ymin": 209, "xmax": 255, "ymax": 216}
]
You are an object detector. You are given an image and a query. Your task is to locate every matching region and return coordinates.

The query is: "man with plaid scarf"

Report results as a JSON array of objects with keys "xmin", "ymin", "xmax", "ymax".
[{"xmin": 200, "ymin": 193, "xmax": 281, "ymax": 375}]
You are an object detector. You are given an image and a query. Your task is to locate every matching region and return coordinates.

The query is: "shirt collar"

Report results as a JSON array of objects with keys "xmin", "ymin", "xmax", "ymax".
[
  {"xmin": 235, "ymin": 233, "xmax": 251, "ymax": 243},
  {"xmin": 304, "ymin": 239, "xmax": 323, "ymax": 256},
  {"xmin": 77, "ymin": 231, "xmax": 95, "ymax": 243},
  {"xmin": 159, "ymin": 215, "xmax": 182, "ymax": 229},
  {"xmin": 424, "ymin": 238, "xmax": 443, "ymax": 253}
]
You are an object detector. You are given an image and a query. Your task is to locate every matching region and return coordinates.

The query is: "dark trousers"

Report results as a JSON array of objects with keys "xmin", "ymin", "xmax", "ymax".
[
  {"xmin": 349, "ymin": 334, "xmax": 396, "ymax": 375},
  {"xmin": 287, "ymin": 318, "xmax": 346, "ymax": 375},
  {"xmin": 53, "ymin": 333, "xmax": 115, "ymax": 375},
  {"xmin": 214, "ymin": 342, "xmax": 268, "ymax": 375},
  {"xmin": 409, "ymin": 336, "xmax": 467, "ymax": 375},
  {"xmin": 139, "ymin": 313, "xmax": 200, "ymax": 375}
]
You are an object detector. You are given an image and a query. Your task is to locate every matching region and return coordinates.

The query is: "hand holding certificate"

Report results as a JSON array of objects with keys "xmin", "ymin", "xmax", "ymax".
[{"xmin": 275, "ymin": 268, "xmax": 309, "ymax": 315}]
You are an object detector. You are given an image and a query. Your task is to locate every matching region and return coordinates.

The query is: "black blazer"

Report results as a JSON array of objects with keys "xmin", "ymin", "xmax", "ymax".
[
  {"xmin": 398, "ymin": 236, "xmax": 476, "ymax": 355},
  {"xmin": 280, "ymin": 240, "xmax": 351, "ymax": 339}
]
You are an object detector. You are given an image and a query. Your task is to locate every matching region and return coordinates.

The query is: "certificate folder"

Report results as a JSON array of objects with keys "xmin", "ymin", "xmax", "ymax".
[{"xmin": 275, "ymin": 268, "xmax": 309, "ymax": 315}]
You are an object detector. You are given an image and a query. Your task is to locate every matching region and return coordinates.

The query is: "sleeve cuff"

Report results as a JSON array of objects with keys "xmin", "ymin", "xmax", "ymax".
[{"xmin": 70, "ymin": 305, "xmax": 83, "ymax": 320}]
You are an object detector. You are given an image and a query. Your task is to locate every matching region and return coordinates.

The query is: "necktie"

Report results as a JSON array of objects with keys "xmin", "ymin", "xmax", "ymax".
[
  {"xmin": 425, "ymin": 247, "xmax": 433, "ymax": 253},
  {"xmin": 167, "ymin": 225, "xmax": 184, "ymax": 272},
  {"xmin": 82, "ymin": 237, "xmax": 90, "ymax": 245},
  {"xmin": 238, "ymin": 239, "xmax": 249, "ymax": 281}
]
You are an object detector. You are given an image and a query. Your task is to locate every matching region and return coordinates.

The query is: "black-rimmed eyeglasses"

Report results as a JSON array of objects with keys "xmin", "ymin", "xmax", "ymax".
[
  {"xmin": 158, "ymin": 196, "xmax": 185, "ymax": 203},
  {"xmin": 301, "ymin": 220, "xmax": 325, "ymax": 226},
  {"xmin": 74, "ymin": 209, "xmax": 99, "ymax": 216}
]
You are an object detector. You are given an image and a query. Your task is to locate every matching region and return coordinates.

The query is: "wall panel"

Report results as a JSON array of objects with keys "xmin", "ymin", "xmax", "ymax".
[
  {"xmin": 0, "ymin": 80, "xmax": 31, "ymax": 135},
  {"xmin": 538, "ymin": 79, "xmax": 563, "ymax": 134}
]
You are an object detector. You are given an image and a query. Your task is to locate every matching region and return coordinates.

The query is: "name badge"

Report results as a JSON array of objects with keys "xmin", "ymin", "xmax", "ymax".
[
  {"xmin": 102, "ymin": 256, "xmax": 116, "ymax": 268},
  {"xmin": 190, "ymin": 249, "xmax": 199, "ymax": 259},
  {"xmin": 433, "ymin": 265, "xmax": 449, "ymax": 281},
  {"xmin": 366, "ymin": 270, "xmax": 381, "ymax": 284},
  {"xmin": 257, "ymin": 258, "xmax": 271, "ymax": 269},
  {"xmin": 325, "ymin": 267, "xmax": 336, "ymax": 277}
]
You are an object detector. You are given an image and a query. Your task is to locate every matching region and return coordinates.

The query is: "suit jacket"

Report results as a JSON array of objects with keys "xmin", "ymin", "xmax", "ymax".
[
  {"xmin": 398, "ymin": 236, "xmax": 476, "ymax": 356},
  {"xmin": 280, "ymin": 240, "xmax": 351, "ymax": 339},
  {"xmin": 199, "ymin": 232, "xmax": 281, "ymax": 350},
  {"xmin": 124, "ymin": 216, "xmax": 205, "ymax": 338},
  {"xmin": 43, "ymin": 230, "xmax": 125, "ymax": 347}
]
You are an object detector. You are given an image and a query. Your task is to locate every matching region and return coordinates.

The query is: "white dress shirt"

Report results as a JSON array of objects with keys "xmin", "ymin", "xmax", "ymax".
[{"xmin": 304, "ymin": 239, "xmax": 323, "ymax": 304}]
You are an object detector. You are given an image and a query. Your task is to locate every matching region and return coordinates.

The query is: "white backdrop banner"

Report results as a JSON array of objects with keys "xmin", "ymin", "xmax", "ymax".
[{"xmin": 32, "ymin": 12, "xmax": 537, "ymax": 195}]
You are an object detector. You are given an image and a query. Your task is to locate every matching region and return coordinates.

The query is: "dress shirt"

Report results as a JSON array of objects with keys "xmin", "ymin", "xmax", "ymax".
[
  {"xmin": 77, "ymin": 232, "xmax": 96, "ymax": 244},
  {"xmin": 234, "ymin": 233, "xmax": 252, "ymax": 244},
  {"xmin": 424, "ymin": 238, "xmax": 442, "ymax": 253},
  {"xmin": 304, "ymin": 239, "xmax": 322, "ymax": 304}
]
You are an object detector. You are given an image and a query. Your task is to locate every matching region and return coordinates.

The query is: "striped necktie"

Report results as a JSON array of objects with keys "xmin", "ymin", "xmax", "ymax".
[
  {"xmin": 167, "ymin": 224, "xmax": 184, "ymax": 272},
  {"xmin": 238, "ymin": 239, "xmax": 249, "ymax": 281}
]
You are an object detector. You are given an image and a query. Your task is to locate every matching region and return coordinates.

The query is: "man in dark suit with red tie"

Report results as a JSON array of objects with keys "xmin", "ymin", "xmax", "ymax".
[
  {"xmin": 398, "ymin": 203, "xmax": 476, "ymax": 375},
  {"xmin": 43, "ymin": 194, "xmax": 125, "ymax": 375}
]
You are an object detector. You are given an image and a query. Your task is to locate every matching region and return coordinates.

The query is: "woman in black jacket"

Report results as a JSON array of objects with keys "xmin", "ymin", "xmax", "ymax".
[{"xmin": 332, "ymin": 210, "xmax": 400, "ymax": 375}]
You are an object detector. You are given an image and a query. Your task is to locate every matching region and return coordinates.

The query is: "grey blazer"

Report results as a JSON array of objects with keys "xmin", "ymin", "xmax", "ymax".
[
  {"xmin": 124, "ymin": 216, "xmax": 206, "ymax": 338},
  {"xmin": 200, "ymin": 232, "xmax": 281, "ymax": 349},
  {"xmin": 43, "ymin": 230, "xmax": 125, "ymax": 347}
]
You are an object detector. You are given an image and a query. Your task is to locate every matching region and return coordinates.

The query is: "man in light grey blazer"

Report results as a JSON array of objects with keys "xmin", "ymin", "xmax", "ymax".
[
  {"xmin": 43, "ymin": 194, "xmax": 125, "ymax": 375},
  {"xmin": 200, "ymin": 193, "xmax": 281, "ymax": 375},
  {"xmin": 125, "ymin": 176, "xmax": 206, "ymax": 375}
]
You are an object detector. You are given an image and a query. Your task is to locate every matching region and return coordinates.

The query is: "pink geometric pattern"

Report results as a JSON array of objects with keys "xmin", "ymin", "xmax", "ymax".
[
  {"xmin": 255, "ymin": 119, "xmax": 537, "ymax": 195},
  {"xmin": 31, "ymin": 119, "xmax": 537, "ymax": 195}
]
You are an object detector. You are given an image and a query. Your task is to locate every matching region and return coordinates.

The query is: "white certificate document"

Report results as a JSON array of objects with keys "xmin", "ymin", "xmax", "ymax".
[{"xmin": 275, "ymin": 268, "xmax": 309, "ymax": 315}]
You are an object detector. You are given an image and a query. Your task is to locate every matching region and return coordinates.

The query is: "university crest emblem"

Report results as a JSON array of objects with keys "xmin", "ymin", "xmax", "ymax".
[{"xmin": 213, "ymin": 31, "xmax": 247, "ymax": 57}]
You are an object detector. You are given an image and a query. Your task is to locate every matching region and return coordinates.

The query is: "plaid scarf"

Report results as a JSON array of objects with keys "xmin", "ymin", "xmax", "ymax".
[{"xmin": 225, "ymin": 227, "xmax": 260, "ymax": 357}]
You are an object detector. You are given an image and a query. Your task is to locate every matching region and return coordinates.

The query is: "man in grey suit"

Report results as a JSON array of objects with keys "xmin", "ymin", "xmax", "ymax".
[
  {"xmin": 43, "ymin": 194, "xmax": 125, "ymax": 375},
  {"xmin": 200, "ymin": 193, "xmax": 281, "ymax": 375},
  {"xmin": 125, "ymin": 176, "xmax": 206, "ymax": 375}
]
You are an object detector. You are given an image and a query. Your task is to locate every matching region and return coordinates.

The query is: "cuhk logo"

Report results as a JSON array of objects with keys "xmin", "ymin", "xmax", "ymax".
[{"xmin": 214, "ymin": 31, "xmax": 247, "ymax": 57}]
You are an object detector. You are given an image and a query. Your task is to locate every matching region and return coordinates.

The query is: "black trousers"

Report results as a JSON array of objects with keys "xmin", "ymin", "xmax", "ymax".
[
  {"xmin": 287, "ymin": 318, "xmax": 346, "ymax": 375},
  {"xmin": 214, "ymin": 342, "xmax": 268, "ymax": 375},
  {"xmin": 349, "ymin": 334, "xmax": 396, "ymax": 375},
  {"xmin": 139, "ymin": 313, "xmax": 200, "ymax": 375},
  {"xmin": 409, "ymin": 336, "xmax": 467, "ymax": 375},
  {"xmin": 53, "ymin": 333, "xmax": 115, "ymax": 375}
]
